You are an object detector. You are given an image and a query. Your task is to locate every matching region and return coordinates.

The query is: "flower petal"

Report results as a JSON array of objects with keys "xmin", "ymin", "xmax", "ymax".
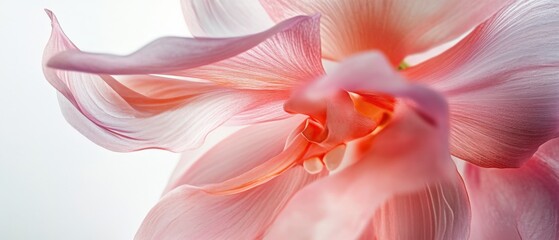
[
  {"xmin": 43, "ymin": 10, "xmax": 288, "ymax": 152},
  {"xmin": 404, "ymin": 0, "xmax": 559, "ymax": 168},
  {"xmin": 182, "ymin": 0, "xmax": 274, "ymax": 37},
  {"xmin": 260, "ymin": 0, "xmax": 510, "ymax": 63},
  {"xmin": 265, "ymin": 101, "xmax": 455, "ymax": 239},
  {"xmin": 369, "ymin": 171, "xmax": 470, "ymax": 240},
  {"xmin": 171, "ymin": 14, "xmax": 324, "ymax": 90},
  {"xmin": 465, "ymin": 138, "xmax": 559, "ymax": 240},
  {"xmin": 47, "ymin": 15, "xmax": 324, "ymax": 90},
  {"xmin": 164, "ymin": 116, "xmax": 306, "ymax": 193},
  {"xmin": 201, "ymin": 124, "xmax": 312, "ymax": 195},
  {"xmin": 136, "ymin": 166, "xmax": 321, "ymax": 240},
  {"xmin": 55, "ymin": 85, "xmax": 282, "ymax": 152}
]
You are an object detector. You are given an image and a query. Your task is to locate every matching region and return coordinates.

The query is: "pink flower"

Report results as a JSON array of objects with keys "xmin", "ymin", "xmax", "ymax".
[{"xmin": 43, "ymin": 0, "xmax": 559, "ymax": 239}]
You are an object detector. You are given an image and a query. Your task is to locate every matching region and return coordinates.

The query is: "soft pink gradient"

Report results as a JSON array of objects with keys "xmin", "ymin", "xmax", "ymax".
[
  {"xmin": 260, "ymin": 0, "xmax": 511, "ymax": 64},
  {"xmin": 42, "ymin": 0, "xmax": 559, "ymax": 239}
]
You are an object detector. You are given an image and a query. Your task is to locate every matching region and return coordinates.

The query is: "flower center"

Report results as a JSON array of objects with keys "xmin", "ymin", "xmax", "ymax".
[{"xmin": 300, "ymin": 93, "xmax": 395, "ymax": 174}]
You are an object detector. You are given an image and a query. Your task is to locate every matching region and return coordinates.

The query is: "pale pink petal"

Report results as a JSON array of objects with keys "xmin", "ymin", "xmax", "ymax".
[
  {"xmin": 55, "ymin": 85, "xmax": 282, "ymax": 152},
  {"xmin": 260, "ymin": 0, "xmax": 510, "ymax": 64},
  {"xmin": 404, "ymin": 0, "xmax": 559, "ymax": 168},
  {"xmin": 43, "ymin": 10, "xmax": 289, "ymax": 152},
  {"xmin": 200, "ymin": 124, "xmax": 312, "ymax": 194},
  {"xmin": 164, "ymin": 116, "xmax": 305, "ymax": 193},
  {"xmin": 120, "ymin": 75, "xmax": 291, "ymax": 125},
  {"xmin": 47, "ymin": 15, "xmax": 324, "ymax": 91},
  {"xmin": 136, "ymin": 166, "xmax": 321, "ymax": 240},
  {"xmin": 465, "ymin": 138, "xmax": 559, "ymax": 240},
  {"xmin": 265, "ymin": 101, "xmax": 456, "ymax": 239},
  {"xmin": 182, "ymin": 0, "xmax": 274, "ymax": 37},
  {"xmin": 226, "ymin": 99, "xmax": 290, "ymax": 125},
  {"xmin": 172, "ymin": 15, "xmax": 324, "ymax": 90},
  {"xmin": 369, "ymin": 171, "xmax": 470, "ymax": 240}
]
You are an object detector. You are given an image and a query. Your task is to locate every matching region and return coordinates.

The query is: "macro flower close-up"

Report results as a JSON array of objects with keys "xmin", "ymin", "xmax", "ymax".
[{"xmin": 36, "ymin": 0, "xmax": 559, "ymax": 239}]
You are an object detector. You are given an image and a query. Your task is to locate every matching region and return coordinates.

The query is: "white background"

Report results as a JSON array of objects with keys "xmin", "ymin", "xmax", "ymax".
[{"xmin": 0, "ymin": 1, "xmax": 196, "ymax": 239}]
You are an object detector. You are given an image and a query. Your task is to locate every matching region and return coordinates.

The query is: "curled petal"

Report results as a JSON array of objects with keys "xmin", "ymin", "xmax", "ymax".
[
  {"xmin": 465, "ymin": 138, "xmax": 559, "ymax": 240},
  {"xmin": 136, "ymin": 166, "xmax": 321, "ymax": 240},
  {"xmin": 182, "ymin": 0, "xmax": 274, "ymax": 37},
  {"xmin": 260, "ymin": 0, "xmax": 510, "ymax": 63},
  {"xmin": 47, "ymin": 15, "xmax": 325, "ymax": 91},
  {"xmin": 405, "ymin": 0, "xmax": 559, "ymax": 167},
  {"xmin": 43, "ymin": 10, "xmax": 289, "ymax": 152}
]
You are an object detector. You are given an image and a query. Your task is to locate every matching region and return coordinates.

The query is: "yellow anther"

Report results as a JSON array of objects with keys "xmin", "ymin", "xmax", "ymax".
[{"xmin": 397, "ymin": 61, "xmax": 409, "ymax": 71}]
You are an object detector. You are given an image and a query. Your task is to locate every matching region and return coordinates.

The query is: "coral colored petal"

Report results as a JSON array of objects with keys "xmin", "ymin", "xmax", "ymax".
[
  {"xmin": 465, "ymin": 138, "xmax": 559, "ymax": 240},
  {"xmin": 182, "ymin": 0, "xmax": 274, "ymax": 37},
  {"xmin": 117, "ymin": 75, "xmax": 292, "ymax": 123},
  {"xmin": 164, "ymin": 116, "xmax": 306, "ymax": 193},
  {"xmin": 265, "ymin": 102, "xmax": 455, "ymax": 239},
  {"xmin": 368, "ymin": 170, "xmax": 470, "ymax": 240},
  {"xmin": 404, "ymin": 0, "xmax": 559, "ymax": 168},
  {"xmin": 136, "ymin": 166, "xmax": 321, "ymax": 240},
  {"xmin": 260, "ymin": 0, "xmax": 510, "ymax": 64},
  {"xmin": 43, "ymin": 10, "xmax": 289, "ymax": 152},
  {"xmin": 47, "ymin": 15, "xmax": 325, "ymax": 91}
]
